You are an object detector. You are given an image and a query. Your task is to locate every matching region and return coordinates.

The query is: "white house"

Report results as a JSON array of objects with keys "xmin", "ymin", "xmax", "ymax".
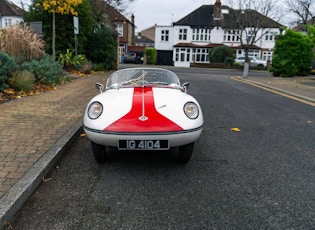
[
  {"xmin": 155, "ymin": 0, "xmax": 283, "ymax": 67},
  {"xmin": 0, "ymin": 0, "xmax": 23, "ymax": 29}
]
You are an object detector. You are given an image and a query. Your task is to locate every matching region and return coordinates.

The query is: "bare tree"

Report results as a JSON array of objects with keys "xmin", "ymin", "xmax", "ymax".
[
  {"xmin": 106, "ymin": 0, "xmax": 136, "ymax": 15},
  {"xmin": 91, "ymin": 0, "xmax": 136, "ymax": 28},
  {"xmin": 225, "ymin": 0, "xmax": 283, "ymax": 77},
  {"xmin": 89, "ymin": 0, "xmax": 136, "ymax": 34},
  {"xmin": 282, "ymin": 0, "xmax": 315, "ymax": 28}
]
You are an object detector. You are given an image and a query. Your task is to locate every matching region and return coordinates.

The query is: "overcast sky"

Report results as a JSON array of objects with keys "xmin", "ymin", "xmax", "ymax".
[
  {"xmin": 130, "ymin": 0, "xmax": 211, "ymax": 32},
  {"xmin": 12, "ymin": 0, "xmax": 213, "ymax": 32},
  {"xmin": 12, "ymin": 0, "xmax": 287, "ymax": 32}
]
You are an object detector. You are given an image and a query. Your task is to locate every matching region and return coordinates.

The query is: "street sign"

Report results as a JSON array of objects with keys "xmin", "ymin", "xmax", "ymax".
[{"xmin": 73, "ymin": 16, "xmax": 79, "ymax": 34}]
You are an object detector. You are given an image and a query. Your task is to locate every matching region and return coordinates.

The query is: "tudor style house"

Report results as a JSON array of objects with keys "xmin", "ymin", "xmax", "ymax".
[
  {"xmin": 96, "ymin": 1, "xmax": 136, "ymax": 60},
  {"xmin": 0, "ymin": 0, "xmax": 23, "ymax": 29},
  {"xmin": 155, "ymin": 0, "xmax": 283, "ymax": 67}
]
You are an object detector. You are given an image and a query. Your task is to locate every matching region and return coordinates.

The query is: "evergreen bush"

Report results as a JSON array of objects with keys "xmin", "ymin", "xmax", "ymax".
[
  {"xmin": 22, "ymin": 56, "xmax": 64, "ymax": 86},
  {"xmin": 92, "ymin": 63, "xmax": 106, "ymax": 71},
  {"xmin": 224, "ymin": 57, "xmax": 235, "ymax": 67},
  {"xmin": 0, "ymin": 52, "xmax": 19, "ymax": 92},
  {"xmin": 85, "ymin": 27, "xmax": 117, "ymax": 71},
  {"xmin": 209, "ymin": 46, "xmax": 235, "ymax": 63},
  {"xmin": 270, "ymin": 29, "xmax": 314, "ymax": 77},
  {"xmin": 145, "ymin": 48, "xmax": 157, "ymax": 65}
]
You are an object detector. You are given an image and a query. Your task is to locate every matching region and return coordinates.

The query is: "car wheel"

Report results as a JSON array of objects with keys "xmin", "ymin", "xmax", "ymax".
[
  {"xmin": 178, "ymin": 142, "xmax": 195, "ymax": 163},
  {"xmin": 91, "ymin": 141, "xmax": 107, "ymax": 163},
  {"xmin": 257, "ymin": 64, "xmax": 264, "ymax": 68}
]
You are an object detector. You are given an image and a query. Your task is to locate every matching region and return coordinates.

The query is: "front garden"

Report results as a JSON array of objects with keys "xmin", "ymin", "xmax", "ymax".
[{"xmin": 0, "ymin": 24, "xmax": 112, "ymax": 103}]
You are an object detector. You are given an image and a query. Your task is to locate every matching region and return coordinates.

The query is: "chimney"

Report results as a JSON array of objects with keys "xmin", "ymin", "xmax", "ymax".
[
  {"xmin": 214, "ymin": 0, "xmax": 221, "ymax": 21},
  {"xmin": 131, "ymin": 14, "xmax": 135, "ymax": 45}
]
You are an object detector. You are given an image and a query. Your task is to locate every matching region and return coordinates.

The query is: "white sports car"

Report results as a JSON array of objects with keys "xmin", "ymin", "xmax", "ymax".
[{"xmin": 83, "ymin": 68, "xmax": 203, "ymax": 163}]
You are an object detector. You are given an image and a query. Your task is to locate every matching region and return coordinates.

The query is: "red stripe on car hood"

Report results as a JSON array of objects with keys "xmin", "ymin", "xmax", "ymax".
[{"xmin": 104, "ymin": 87, "xmax": 183, "ymax": 132}]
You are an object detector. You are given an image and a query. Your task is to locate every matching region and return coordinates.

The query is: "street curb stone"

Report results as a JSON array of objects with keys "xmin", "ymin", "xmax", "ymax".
[
  {"xmin": 234, "ymin": 76, "xmax": 315, "ymax": 104},
  {"xmin": 0, "ymin": 118, "xmax": 83, "ymax": 229},
  {"xmin": 242, "ymin": 78, "xmax": 315, "ymax": 103}
]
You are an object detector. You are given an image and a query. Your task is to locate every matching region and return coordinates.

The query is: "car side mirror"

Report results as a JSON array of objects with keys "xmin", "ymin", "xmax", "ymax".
[
  {"xmin": 95, "ymin": 83, "xmax": 104, "ymax": 93},
  {"xmin": 182, "ymin": 82, "xmax": 189, "ymax": 93}
]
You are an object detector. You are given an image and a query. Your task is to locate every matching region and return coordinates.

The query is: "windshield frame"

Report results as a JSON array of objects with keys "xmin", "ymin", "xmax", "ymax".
[{"xmin": 106, "ymin": 68, "xmax": 181, "ymax": 89}]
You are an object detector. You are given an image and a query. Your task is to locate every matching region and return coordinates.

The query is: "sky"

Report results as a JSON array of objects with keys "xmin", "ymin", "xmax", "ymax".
[
  {"xmin": 11, "ymin": 0, "xmax": 288, "ymax": 32},
  {"xmin": 129, "ymin": 0, "xmax": 211, "ymax": 32},
  {"xmin": 11, "ymin": 0, "xmax": 213, "ymax": 32}
]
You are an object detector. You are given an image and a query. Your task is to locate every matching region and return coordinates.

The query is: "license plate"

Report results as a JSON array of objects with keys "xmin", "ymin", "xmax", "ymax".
[{"xmin": 118, "ymin": 140, "xmax": 169, "ymax": 150}]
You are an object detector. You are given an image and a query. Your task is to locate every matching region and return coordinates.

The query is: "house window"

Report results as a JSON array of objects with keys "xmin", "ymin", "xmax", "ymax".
[
  {"xmin": 192, "ymin": 48, "xmax": 209, "ymax": 63},
  {"xmin": 179, "ymin": 28, "xmax": 187, "ymax": 40},
  {"xmin": 246, "ymin": 30, "xmax": 255, "ymax": 43},
  {"xmin": 186, "ymin": 49, "xmax": 190, "ymax": 61},
  {"xmin": 262, "ymin": 51, "xmax": 273, "ymax": 61},
  {"xmin": 116, "ymin": 24, "xmax": 123, "ymax": 37},
  {"xmin": 175, "ymin": 48, "xmax": 190, "ymax": 62},
  {"xmin": 237, "ymin": 49, "xmax": 260, "ymax": 58},
  {"xmin": 4, "ymin": 19, "xmax": 12, "ymax": 27},
  {"xmin": 161, "ymin": 30, "xmax": 169, "ymax": 42},
  {"xmin": 265, "ymin": 32, "xmax": 278, "ymax": 41},
  {"xmin": 248, "ymin": 50, "xmax": 260, "ymax": 58},
  {"xmin": 192, "ymin": 28, "xmax": 211, "ymax": 42},
  {"xmin": 223, "ymin": 30, "xmax": 240, "ymax": 42}
]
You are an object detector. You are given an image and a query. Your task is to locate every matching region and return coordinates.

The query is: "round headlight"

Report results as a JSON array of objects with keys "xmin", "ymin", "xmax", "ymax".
[
  {"xmin": 184, "ymin": 102, "xmax": 199, "ymax": 119},
  {"xmin": 88, "ymin": 102, "xmax": 103, "ymax": 119}
]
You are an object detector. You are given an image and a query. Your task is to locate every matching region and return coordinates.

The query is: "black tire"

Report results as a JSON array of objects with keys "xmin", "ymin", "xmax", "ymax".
[
  {"xmin": 178, "ymin": 142, "xmax": 195, "ymax": 163},
  {"xmin": 91, "ymin": 141, "xmax": 107, "ymax": 163}
]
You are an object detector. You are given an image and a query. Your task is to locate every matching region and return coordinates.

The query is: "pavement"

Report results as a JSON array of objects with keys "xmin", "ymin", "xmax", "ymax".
[{"xmin": 0, "ymin": 70, "xmax": 314, "ymax": 229}]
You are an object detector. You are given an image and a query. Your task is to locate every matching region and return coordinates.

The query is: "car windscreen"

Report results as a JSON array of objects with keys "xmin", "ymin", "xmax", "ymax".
[{"xmin": 106, "ymin": 68, "xmax": 181, "ymax": 89}]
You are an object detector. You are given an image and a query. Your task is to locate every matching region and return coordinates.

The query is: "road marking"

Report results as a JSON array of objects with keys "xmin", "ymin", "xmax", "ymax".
[{"xmin": 231, "ymin": 76, "xmax": 315, "ymax": 107}]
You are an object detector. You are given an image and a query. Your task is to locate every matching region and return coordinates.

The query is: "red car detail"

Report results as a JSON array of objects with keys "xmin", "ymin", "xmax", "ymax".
[{"xmin": 104, "ymin": 87, "xmax": 183, "ymax": 132}]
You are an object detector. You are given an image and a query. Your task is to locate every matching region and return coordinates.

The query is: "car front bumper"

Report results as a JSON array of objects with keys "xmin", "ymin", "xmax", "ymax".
[{"xmin": 83, "ymin": 125, "xmax": 203, "ymax": 148}]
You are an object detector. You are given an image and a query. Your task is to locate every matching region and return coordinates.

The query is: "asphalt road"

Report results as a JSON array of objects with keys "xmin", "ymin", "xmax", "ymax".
[{"xmin": 10, "ymin": 69, "xmax": 315, "ymax": 229}]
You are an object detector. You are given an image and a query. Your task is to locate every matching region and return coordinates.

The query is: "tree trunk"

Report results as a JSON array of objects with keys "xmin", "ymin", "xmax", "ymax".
[
  {"xmin": 243, "ymin": 62, "xmax": 249, "ymax": 78},
  {"xmin": 52, "ymin": 11, "xmax": 56, "ymax": 60},
  {"xmin": 243, "ymin": 47, "xmax": 250, "ymax": 78}
]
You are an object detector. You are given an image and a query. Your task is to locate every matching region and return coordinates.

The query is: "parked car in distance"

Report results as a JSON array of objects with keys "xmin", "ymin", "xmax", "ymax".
[
  {"xmin": 83, "ymin": 68, "xmax": 204, "ymax": 163},
  {"xmin": 124, "ymin": 51, "xmax": 144, "ymax": 64},
  {"xmin": 234, "ymin": 56, "xmax": 267, "ymax": 68}
]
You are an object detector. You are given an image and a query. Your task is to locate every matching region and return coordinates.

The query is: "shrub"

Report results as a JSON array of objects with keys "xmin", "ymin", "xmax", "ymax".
[
  {"xmin": 0, "ymin": 52, "xmax": 19, "ymax": 92},
  {"xmin": 57, "ymin": 49, "xmax": 89, "ymax": 71},
  {"xmin": 209, "ymin": 46, "xmax": 235, "ymax": 63},
  {"xmin": 77, "ymin": 60, "xmax": 93, "ymax": 74},
  {"xmin": 92, "ymin": 63, "xmax": 106, "ymax": 71},
  {"xmin": 85, "ymin": 27, "xmax": 117, "ymax": 71},
  {"xmin": 145, "ymin": 48, "xmax": 157, "ymax": 64},
  {"xmin": 22, "ymin": 55, "xmax": 64, "ymax": 86},
  {"xmin": 9, "ymin": 70, "xmax": 35, "ymax": 92},
  {"xmin": 224, "ymin": 57, "xmax": 234, "ymax": 67},
  {"xmin": 0, "ymin": 24, "xmax": 45, "ymax": 62},
  {"xmin": 270, "ymin": 29, "xmax": 314, "ymax": 77}
]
